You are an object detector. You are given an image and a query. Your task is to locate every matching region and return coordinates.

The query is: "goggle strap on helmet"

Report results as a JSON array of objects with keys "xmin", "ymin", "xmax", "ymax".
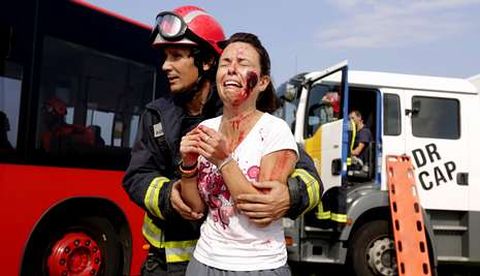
[{"xmin": 183, "ymin": 10, "xmax": 209, "ymax": 24}]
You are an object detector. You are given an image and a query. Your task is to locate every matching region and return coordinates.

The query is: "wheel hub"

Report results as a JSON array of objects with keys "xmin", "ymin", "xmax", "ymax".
[
  {"xmin": 47, "ymin": 232, "xmax": 102, "ymax": 276},
  {"xmin": 367, "ymin": 237, "xmax": 397, "ymax": 276}
]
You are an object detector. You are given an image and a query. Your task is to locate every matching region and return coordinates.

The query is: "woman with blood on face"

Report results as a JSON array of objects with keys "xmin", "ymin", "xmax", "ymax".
[{"xmin": 179, "ymin": 32, "xmax": 296, "ymax": 275}]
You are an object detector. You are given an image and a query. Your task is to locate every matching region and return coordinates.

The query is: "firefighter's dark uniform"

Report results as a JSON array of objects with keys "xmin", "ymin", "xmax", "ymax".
[{"xmin": 123, "ymin": 90, "xmax": 322, "ymax": 275}]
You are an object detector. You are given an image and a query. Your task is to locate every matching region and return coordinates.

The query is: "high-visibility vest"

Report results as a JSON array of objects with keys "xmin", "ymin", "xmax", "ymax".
[{"xmin": 142, "ymin": 176, "xmax": 198, "ymax": 263}]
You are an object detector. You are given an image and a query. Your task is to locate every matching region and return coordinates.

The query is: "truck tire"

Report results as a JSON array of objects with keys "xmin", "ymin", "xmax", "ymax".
[
  {"xmin": 348, "ymin": 220, "xmax": 397, "ymax": 276},
  {"xmin": 22, "ymin": 216, "xmax": 122, "ymax": 276}
]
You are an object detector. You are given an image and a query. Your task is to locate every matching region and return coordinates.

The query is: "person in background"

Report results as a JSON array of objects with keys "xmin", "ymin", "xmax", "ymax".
[
  {"xmin": 41, "ymin": 97, "xmax": 94, "ymax": 153},
  {"xmin": 123, "ymin": 6, "xmax": 321, "ymax": 275},
  {"xmin": 89, "ymin": 125, "xmax": 105, "ymax": 147},
  {"xmin": 349, "ymin": 110, "xmax": 372, "ymax": 164},
  {"xmin": 180, "ymin": 32, "xmax": 296, "ymax": 275},
  {"xmin": 0, "ymin": 111, "xmax": 13, "ymax": 150},
  {"xmin": 322, "ymin": 91, "xmax": 340, "ymax": 119}
]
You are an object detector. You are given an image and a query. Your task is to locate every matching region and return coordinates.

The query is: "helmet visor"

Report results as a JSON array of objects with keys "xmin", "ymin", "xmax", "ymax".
[{"xmin": 155, "ymin": 12, "xmax": 187, "ymax": 40}]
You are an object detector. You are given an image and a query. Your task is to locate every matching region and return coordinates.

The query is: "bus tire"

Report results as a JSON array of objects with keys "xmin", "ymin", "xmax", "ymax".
[
  {"xmin": 348, "ymin": 220, "xmax": 396, "ymax": 276},
  {"xmin": 22, "ymin": 216, "xmax": 122, "ymax": 276}
]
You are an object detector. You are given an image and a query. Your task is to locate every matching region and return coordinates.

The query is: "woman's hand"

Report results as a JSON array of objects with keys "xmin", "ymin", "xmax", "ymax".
[
  {"xmin": 180, "ymin": 128, "xmax": 201, "ymax": 166},
  {"xmin": 196, "ymin": 125, "xmax": 230, "ymax": 166}
]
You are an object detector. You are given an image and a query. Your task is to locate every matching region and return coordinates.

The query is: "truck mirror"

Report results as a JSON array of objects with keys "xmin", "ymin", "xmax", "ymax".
[
  {"xmin": 284, "ymin": 83, "xmax": 297, "ymax": 102},
  {"xmin": 406, "ymin": 100, "xmax": 421, "ymax": 116}
]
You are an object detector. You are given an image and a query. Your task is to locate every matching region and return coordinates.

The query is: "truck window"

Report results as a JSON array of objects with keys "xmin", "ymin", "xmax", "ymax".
[
  {"xmin": 384, "ymin": 93, "xmax": 401, "ymax": 136},
  {"xmin": 411, "ymin": 96, "xmax": 460, "ymax": 139},
  {"xmin": 305, "ymin": 84, "xmax": 341, "ymax": 138}
]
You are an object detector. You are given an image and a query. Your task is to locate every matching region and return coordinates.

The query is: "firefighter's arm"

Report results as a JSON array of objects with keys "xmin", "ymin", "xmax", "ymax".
[
  {"xmin": 285, "ymin": 147, "xmax": 322, "ymax": 219},
  {"xmin": 122, "ymin": 110, "xmax": 179, "ymax": 221}
]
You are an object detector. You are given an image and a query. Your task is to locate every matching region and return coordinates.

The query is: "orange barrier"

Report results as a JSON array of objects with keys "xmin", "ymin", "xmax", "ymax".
[{"xmin": 386, "ymin": 155, "xmax": 431, "ymax": 276}]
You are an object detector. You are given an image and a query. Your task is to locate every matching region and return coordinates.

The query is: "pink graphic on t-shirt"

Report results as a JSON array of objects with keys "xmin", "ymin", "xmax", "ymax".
[
  {"xmin": 198, "ymin": 160, "xmax": 234, "ymax": 228},
  {"xmin": 247, "ymin": 165, "xmax": 260, "ymax": 181}
]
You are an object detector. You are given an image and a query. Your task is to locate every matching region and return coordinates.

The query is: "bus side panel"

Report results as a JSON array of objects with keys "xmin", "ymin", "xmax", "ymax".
[{"xmin": 0, "ymin": 164, "xmax": 146, "ymax": 275}]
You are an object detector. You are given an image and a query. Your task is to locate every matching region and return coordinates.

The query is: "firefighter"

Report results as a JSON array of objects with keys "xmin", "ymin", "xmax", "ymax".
[
  {"xmin": 123, "ymin": 6, "xmax": 321, "ymax": 275},
  {"xmin": 41, "ymin": 97, "xmax": 94, "ymax": 153},
  {"xmin": 0, "ymin": 111, "xmax": 13, "ymax": 150}
]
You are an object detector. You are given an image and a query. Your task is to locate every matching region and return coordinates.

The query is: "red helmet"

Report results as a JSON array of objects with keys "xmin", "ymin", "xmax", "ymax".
[
  {"xmin": 151, "ymin": 5, "xmax": 225, "ymax": 55},
  {"xmin": 44, "ymin": 97, "xmax": 67, "ymax": 117}
]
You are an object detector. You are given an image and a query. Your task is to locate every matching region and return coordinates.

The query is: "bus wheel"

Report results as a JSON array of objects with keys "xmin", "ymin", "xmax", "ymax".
[
  {"xmin": 23, "ymin": 216, "xmax": 122, "ymax": 276},
  {"xmin": 348, "ymin": 220, "xmax": 397, "ymax": 276},
  {"xmin": 47, "ymin": 232, "xmax": 103, "ymax": 275}
]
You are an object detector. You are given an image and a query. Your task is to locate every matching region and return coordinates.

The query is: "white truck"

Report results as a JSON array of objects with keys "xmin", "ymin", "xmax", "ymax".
[{"xmin": 279, "ymin": 61, "xmax": 480, "ymax": 275}]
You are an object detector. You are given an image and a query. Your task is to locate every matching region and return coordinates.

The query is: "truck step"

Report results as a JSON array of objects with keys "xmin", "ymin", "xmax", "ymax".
[
  {"xmin": 304, "ymin": 226, "xmax": 335, "ymax": 233},
  {"xmin": 437, "ymin": 256, "xmax": 470, "ymax": 263},
  {"xmin": 432, "ymin": 225, "xmax": 468, "ymax": 232},
  {"xmin": 302, "ymin": 256, "xmax": 338, "ymax": 264}
]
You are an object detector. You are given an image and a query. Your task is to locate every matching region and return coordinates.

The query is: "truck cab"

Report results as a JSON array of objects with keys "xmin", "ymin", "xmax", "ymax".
[{"xmin": 279, "ymin": 62, "xmax": 480, "ymax": 275}]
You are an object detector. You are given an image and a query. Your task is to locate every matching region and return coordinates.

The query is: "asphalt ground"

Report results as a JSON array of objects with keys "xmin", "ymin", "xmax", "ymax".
[{"xmin": 289, "ymin": 262, "xmax": 480, "ymax": 276}]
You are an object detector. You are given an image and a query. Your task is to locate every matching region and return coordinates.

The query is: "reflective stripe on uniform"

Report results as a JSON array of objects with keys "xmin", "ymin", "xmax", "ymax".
[
  {"xmin": 142, "ymin": 214, "xmax": 165, "ymax": 248},
  {"xmin": 316, "ymin": 210, "xmax": 347, "ymax": 223},
  {"xmin": 142, "ymin": 215, "xmax": 198, "ymax": 263},
  {"xmin": 315, "ymin": 200, "xmax": 331, "ymax": 220},
  {"xmin": 144, "ymin": 176, "xmax": 169, "ymax": 220},
  {"xmin": 316, "ymin": 201, "xmax": 347, "ymax": 223},
  {"xmin": 165, "ymin": 240, "xmax": 197, "ymax": 263},
  {"xmin": 331, "ymin": 213, "xmax": 347, "ymax": 223},
  {"xmin": 291, "ymin": 169, "xmax": 320, "ymax": 214}
]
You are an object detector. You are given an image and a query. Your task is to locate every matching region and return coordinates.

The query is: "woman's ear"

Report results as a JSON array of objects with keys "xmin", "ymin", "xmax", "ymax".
[{"xmin": 258, "ymin": 75, "xmax": 270, "ymax": 93}]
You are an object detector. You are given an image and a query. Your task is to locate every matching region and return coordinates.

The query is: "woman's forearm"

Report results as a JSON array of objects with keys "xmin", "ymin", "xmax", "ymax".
[
  {"xmin": 220, "ymin": 160, "xmax": 261, "ymax": 197},
  {"xmin": 180, "ymin": 176, "xmax": 205, "ymax": 214}
]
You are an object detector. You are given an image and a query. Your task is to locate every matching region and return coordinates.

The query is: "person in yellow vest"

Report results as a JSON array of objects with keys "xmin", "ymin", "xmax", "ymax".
[
  {"xmin": 349, "ymin": 110, "xmax": 373, "ymax": 165},
  {"xmin": 123, "ymin": 6, "xmax": 321, "ymax": 275}
]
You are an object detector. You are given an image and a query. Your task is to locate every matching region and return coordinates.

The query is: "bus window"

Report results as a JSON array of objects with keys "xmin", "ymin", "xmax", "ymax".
[
  {"xmin": 0, "ymin": 61, "xmax": 22, "ymax": 152},
  {"xmin": 36, "ymin": 36, "xmax": 154, "ymax": 166}
]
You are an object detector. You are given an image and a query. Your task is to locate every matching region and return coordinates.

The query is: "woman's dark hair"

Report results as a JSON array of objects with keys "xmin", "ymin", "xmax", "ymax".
[{"xmin": 220, "ymin": 32, "xmax": 280, "ymax": 113}]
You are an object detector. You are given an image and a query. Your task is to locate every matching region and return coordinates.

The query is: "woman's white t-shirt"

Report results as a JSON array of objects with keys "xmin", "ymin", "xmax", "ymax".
[{"xmin": 193, "ymin": 113, "xmax": 298, "ymax": 271}]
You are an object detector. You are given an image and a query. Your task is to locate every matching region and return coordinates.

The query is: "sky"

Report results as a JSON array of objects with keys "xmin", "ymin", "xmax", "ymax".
[{"xmin": 86, "ymin": 0, "xmax": 480, "ymax": 86}]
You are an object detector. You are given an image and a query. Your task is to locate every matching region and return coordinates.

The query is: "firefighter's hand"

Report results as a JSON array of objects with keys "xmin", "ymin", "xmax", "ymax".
[
  {"xmin": 236, "ymin": 181, "xmax": 290, "ymax": 227},
  {"xmin": 171, "ymin": 180, "xmax": 204, "ymax": 220}
]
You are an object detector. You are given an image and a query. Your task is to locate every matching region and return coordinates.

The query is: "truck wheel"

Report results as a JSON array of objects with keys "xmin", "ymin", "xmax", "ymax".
[
  {"xmin": 22, "ymin": 216, "xmax": 122, "ymax": 276},
  {"xmin": 348, "ymin": 220, "xmax": 397, "ymax": 276}
]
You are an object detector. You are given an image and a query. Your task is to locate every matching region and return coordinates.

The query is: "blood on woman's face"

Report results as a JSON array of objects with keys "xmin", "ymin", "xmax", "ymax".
[{"xmin": 216, "ymin": 42, "xmax": 262, "ymax": 108}]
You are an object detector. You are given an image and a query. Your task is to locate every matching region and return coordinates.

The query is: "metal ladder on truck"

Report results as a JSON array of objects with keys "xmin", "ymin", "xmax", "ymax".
[{"xmin": 386, "ymin": 155, "xmax": 433, "ymax": 276}]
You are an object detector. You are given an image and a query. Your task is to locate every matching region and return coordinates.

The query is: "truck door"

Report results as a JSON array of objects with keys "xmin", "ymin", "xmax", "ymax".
[
  {"xmin": 403, "ymin": 90, "xmax": 469, "ymax": 211},
  {"xmin": 298, "ymin": 61, "xmax": 349, "ymax": 192}
]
